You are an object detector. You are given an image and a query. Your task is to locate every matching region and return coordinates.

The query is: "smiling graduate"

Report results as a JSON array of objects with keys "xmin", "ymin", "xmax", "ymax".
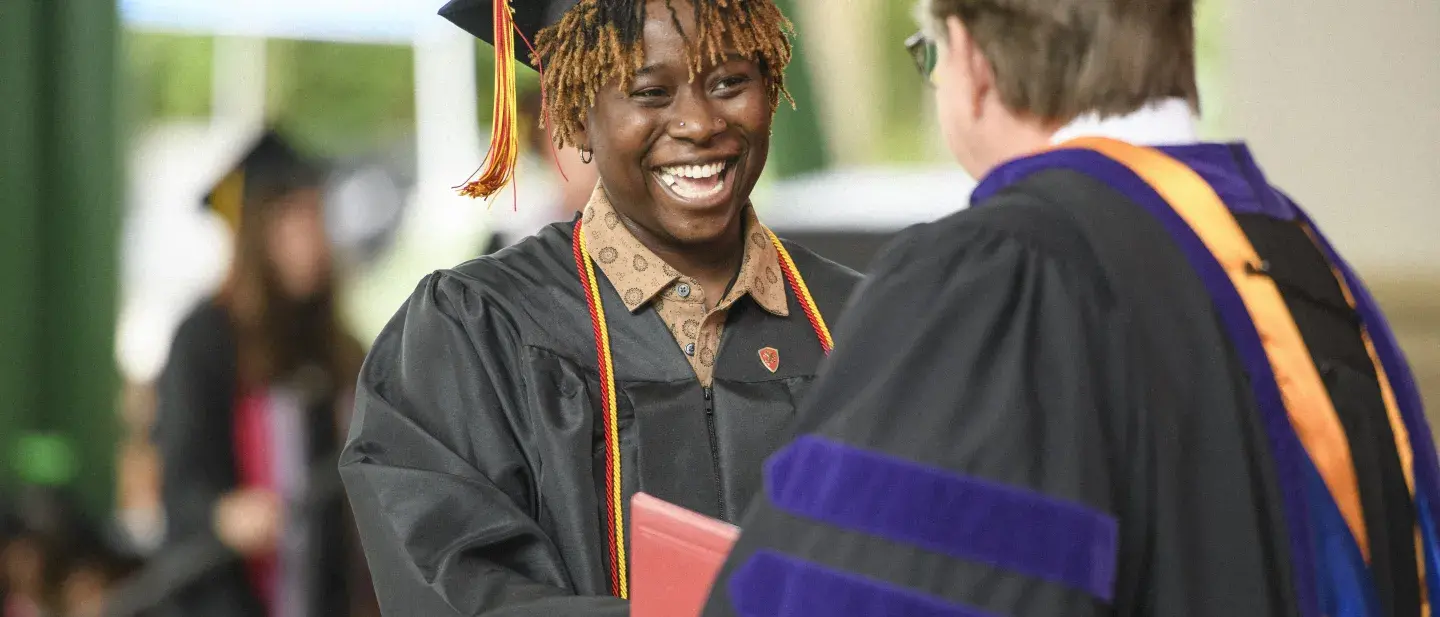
[{"xmin": 337, "ymin": 1, "xmax": 860, "ymax": 615}]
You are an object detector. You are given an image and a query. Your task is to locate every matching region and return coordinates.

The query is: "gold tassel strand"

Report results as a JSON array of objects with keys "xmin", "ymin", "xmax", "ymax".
[{"xmin": 458, "ymin": 0, "xmax": 521, "ymax": 201}]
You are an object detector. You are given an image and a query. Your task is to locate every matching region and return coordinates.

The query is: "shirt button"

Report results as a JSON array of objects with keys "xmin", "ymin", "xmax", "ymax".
[
  {"xmin": 676, "ymin": 283, "xmax": 691, "ymax": 298},
  {"xmin": 685, "ymin": 343, "xmax": 696, "ymax": 356}
]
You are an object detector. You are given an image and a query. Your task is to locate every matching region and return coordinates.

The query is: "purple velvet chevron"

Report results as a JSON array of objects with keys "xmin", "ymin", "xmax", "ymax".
[
  {"xmin": 762, "ymin": 434, "xmax": 1119, "ymax": 601},
  {"xmin": 730, "ymin": 550, "xmax": 999, "ymax": 617}
]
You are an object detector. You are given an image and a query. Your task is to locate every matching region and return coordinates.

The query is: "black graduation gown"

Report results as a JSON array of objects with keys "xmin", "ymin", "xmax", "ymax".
[
  {"xmin": 339, "ymin": 221, "xmax": 860, "ymax": 616},
  {"xmin": 704, "ymin": 144, "xmax": 1427, "ymax": 617},
  {"xmin": 152, "ymin": 302, "xmax": 354, "ymax": 617}
]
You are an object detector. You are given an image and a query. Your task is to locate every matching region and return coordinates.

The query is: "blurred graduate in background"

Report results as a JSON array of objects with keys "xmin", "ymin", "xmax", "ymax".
[{"xmin": 151, "ymin": 131, "xmax": 376, "ymax": 617}]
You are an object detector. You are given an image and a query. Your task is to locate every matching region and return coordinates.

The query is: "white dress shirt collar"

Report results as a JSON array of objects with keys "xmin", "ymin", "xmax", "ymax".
[{"xmin": 1049, "ymin": 97, "xmax": 1200, "ymax": 146}]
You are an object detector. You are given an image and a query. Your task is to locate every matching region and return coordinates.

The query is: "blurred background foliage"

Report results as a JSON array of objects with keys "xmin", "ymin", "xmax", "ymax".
[{"xmin": 123, "ymin": 1, "xmax": 1226, "ymax": 165}]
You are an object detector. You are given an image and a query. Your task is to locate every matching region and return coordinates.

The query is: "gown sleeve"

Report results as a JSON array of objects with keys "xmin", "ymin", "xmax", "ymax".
[
  {"xmin": 154, "ymin": 306, "xmax": 235, "ymax": 548},
  {"xmin": 704, "ymin": 215, "xmax": 1131, "ymax": 617},
  {"xmin": 339, "ymin": 272, "xmax": 628, "ymax": 617}
]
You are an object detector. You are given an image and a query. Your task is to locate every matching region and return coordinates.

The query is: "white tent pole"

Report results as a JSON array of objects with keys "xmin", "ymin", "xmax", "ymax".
[
  {"xmin": 211, "ymin": 35, "xmax": 268, "ymax": 133},
  {"xmin": 792, "ymin": 0, "xmax": 882, "ymax": 167},
  {"xmin": 411, "ymin": 22, "xmax": 482, "ymax": 228}
]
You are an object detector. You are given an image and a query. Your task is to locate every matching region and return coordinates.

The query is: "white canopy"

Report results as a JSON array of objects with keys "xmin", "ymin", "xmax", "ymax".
[{"xmin": 120, "ymin": 0, "xmax": 450, "ymax": 43}]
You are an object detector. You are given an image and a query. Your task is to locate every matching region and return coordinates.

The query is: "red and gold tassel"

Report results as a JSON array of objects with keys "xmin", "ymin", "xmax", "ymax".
[{"xmin": 458, "ymin": 0, "xmax": 521, "ymax": 201}]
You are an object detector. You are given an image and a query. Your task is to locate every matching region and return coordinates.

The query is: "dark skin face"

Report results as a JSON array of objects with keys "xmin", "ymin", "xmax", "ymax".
[{"xmin": 579, "ymin": 0, "xmax": 774, "ymax": 304}]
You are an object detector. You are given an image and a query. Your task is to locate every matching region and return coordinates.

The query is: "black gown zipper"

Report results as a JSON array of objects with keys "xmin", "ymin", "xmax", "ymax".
[{"xmin": 703, "ymin": 386, "xmax": 725, "ymax": 518}]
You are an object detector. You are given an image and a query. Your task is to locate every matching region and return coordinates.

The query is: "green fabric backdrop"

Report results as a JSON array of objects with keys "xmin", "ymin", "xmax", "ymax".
[{"xmin": 0, "ymin": 0, "xmax": 122, "ymax": 515}]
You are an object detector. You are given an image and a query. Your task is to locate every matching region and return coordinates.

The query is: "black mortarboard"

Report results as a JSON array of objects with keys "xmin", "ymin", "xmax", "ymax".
[
  {"xmin": 439, "ymin": 0, "xmax": 580, "ymax": 69},
  {"xmin": 203, "ymin": 130, "xmax": 320, "ymax": 230}
]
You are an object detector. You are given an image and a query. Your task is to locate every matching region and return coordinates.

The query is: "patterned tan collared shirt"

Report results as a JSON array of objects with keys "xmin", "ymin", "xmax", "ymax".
[{"xmin": 582, "ymin": 185, "xmax": 789, "ymax": 386}]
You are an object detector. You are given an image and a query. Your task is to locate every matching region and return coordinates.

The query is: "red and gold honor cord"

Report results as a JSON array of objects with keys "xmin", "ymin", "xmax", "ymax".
[
  {"xmin": 573, "ymin": 219, "xmax": 627, "ymax": 598},
  {"xmin": 572, "ymin": 219, "xmax": 833, "ymax": 599},
  {"xmin": 769, "ymin": 229, "xmax": 834, "ymax": 352}
]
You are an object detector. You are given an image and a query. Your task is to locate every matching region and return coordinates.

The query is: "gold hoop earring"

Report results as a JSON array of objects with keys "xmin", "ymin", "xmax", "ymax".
[{"xmin": 580, "ymin": 148, "xmax": 593, "ymax": 164}]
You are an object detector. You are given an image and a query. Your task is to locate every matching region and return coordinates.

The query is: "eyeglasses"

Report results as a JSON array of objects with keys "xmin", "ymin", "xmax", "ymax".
[{"xmin": 905, "ymin": 31, "xmax": 938, "ymax": 84}]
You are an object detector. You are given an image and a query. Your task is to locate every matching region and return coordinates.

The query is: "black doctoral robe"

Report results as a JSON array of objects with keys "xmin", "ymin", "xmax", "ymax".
[
  {"xmin": 704, "ymin": 142, "xmax": 1431, "ymax": 617},
  {"xmin": 340, "ymin": 220, "xmax": 860, "ymax": 616}
]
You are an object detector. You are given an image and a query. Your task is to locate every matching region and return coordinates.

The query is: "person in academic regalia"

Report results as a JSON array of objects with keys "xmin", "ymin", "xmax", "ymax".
[
  {"xmin": 152, "ymin": 131, "xmax": 374, "ymax": 617},
  {"xmin": 706, "ymin": 1, "xmax": 1439, "ymax": 616},
  {"xmin": 338, "ymin": 1, "xmax": 861, "ymax": 615}
]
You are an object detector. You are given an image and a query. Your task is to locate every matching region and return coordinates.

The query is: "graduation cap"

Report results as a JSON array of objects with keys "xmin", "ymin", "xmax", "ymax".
[
  {"xmin": 204, "ymin": 131, "xmax": 320, "ymax": 230},
  {"xmin": 438, "ymin": 0, "xmax": 581, "ymax": 201},
  {"xmin": 440, "ymin": 0, "xmax": 579, "ymax": 70}
]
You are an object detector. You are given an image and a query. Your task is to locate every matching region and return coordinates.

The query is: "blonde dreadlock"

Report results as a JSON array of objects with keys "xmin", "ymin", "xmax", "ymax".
[{"xmin": 531, "ymin": 0, "xmax": 795, "ymax": 151}]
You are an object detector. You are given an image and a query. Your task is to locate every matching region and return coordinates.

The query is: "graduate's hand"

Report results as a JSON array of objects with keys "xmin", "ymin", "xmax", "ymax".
[{"xmin": 214, "ymin": 488, "xmax": 282, "ymax": 557}]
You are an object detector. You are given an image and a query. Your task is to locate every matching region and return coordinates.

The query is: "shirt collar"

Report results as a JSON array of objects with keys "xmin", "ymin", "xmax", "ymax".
[
  {"xmin": 1049, "ymin": 97, "xmax": 1200, "ymax": 146},
  {"xmin": 581, "ymin": 184, "xmax": 789, "ymax": 316}
]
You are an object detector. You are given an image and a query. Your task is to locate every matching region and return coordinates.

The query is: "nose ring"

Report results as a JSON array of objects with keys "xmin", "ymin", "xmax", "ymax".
[{"xmin": 680, "ymin": 121, "xmax": 686, "ymax": 127}]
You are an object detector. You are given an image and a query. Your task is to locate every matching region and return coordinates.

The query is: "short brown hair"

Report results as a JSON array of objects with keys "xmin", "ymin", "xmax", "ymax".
[{"xmin": 922, "ymin": 0, "xmax": 1198, "ymax": 122}]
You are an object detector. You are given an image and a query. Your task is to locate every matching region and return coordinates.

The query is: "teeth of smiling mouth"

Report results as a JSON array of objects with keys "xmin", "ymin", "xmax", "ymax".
[
  {"xmin": 659, "ymin": 161, "xmax": 726, "ymax": 179},
  {"xmin": 655, "ymin": 161, "xmax": 729, "ymax": 200}
]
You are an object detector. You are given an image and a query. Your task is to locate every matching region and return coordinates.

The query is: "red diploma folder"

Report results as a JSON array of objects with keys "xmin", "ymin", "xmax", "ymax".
[{"xmin": 630, "ymin": 492, "xmax": 740, "ymax": 617}]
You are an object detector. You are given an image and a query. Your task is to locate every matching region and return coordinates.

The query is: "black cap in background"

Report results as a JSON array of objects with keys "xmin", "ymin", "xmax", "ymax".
[{"xmin": 203, "ymin": 130, "xmax": 320, "ymax": 229}]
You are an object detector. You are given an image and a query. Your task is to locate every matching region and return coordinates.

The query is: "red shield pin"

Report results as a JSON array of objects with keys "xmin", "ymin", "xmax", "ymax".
[{"xmin": 758, "ymin": 347, "xmax": 780, "ymax": 373}]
